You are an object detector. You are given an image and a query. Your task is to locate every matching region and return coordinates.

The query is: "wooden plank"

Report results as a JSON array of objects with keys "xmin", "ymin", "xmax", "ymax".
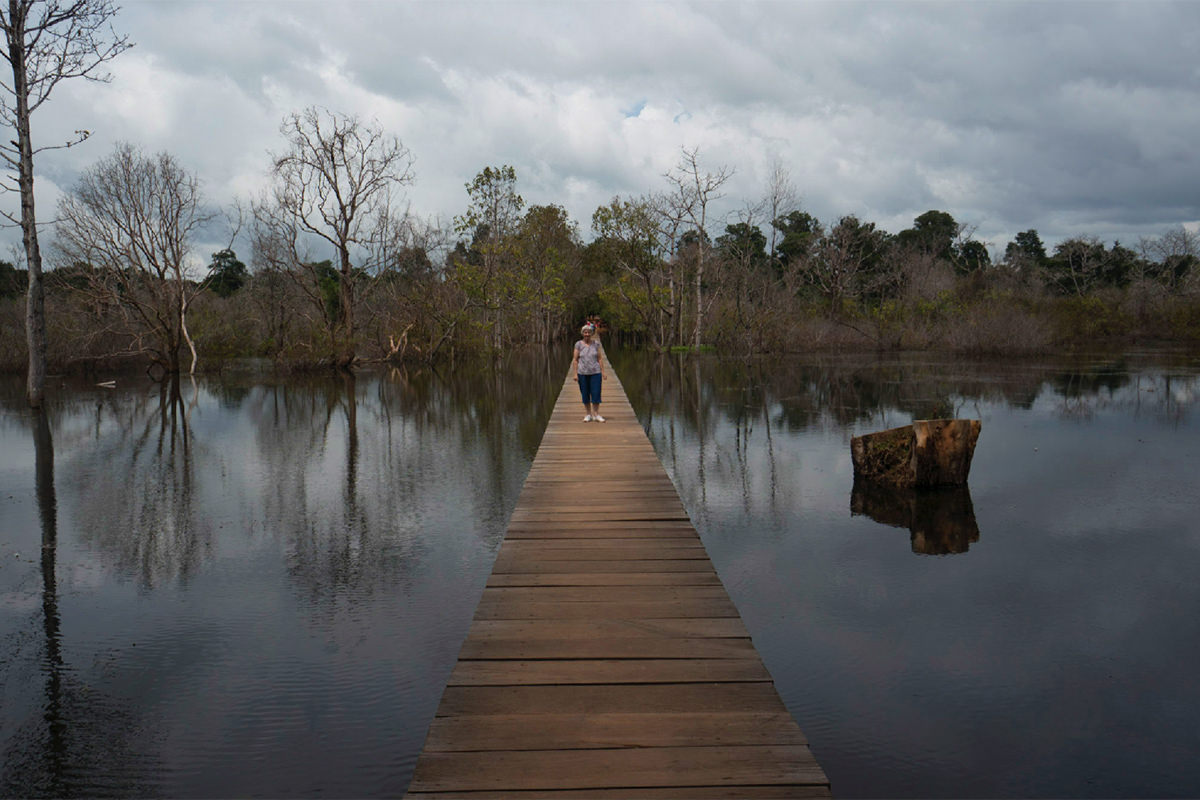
[
  {"xmin": 407, "ymin": 745, "xmax": 828, "ymax": 792},
  {"xmin": 422, "ymin": 711, "xmax": 808, "ymax": 751},
  {"xmin": 496, "ymin": 544, "xmax": 709, "ymax": 560},
  {"xmin": 407, "ymin": 787, "xmax": 832, "ymax": 799},
  {"xmin": 498, "ymin": 539, "xmax": 706, "ymax": 552},
  {"xmin": 458, "ymin": 636, "xmax": 757, "ymax": 660},
  {"xmin": 435, "ymin": 683, "xmax": 790, "ymax": 716},
  {"xmin": 474, "ymin": 599, "xmax": 741, "ymax": 620},
  {"xmin": 447, "ymin": 658, "xmax": 771, "ymax": 685},
  {"xmin": 505, "ymin": 522, "xmax": 697, "ymax": 534},
  {"xmin": 505, "ymin": 529, "xmax": 699, "ymax": 540},
  {"xmin": 491, "ymin": 558, "xmax": 717, "ymax": 574},
  {"xmin": 511, "ymin": 510, "xmax": 691, "ymax": 521},
  {"xmin": 464, "ymin": 618, "xmax": 751, "ymax": 640},
  {"xmin": 485, "ymin": 572, "xmax": 724, "ymax": 587},
  {"xmin": 480, "ymin": 586, "xmax": 731, "ymax": 602}
]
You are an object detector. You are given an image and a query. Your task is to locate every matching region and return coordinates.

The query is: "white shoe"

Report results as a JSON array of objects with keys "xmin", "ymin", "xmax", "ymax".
[
  {"xmin": 583, "ymin": 414, "xmax": 592, "ymax": 422},
  {"xmin": 593, "ymin": 414, "xmax": 606, "ymax": 423}
]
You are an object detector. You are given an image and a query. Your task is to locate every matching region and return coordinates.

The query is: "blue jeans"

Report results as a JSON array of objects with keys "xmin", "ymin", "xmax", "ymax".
[{"xmin": 578, "ymin": 372, "xmax": 602, "ymax": 406}]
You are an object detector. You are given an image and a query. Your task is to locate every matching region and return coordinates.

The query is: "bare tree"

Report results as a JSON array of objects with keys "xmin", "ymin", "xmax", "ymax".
[
  {"xmin": 1139, "ymin": 225, "xmax": 1199, "ymax": 292},
  {"xmin": 806, "ymin": 215, "xmax": 892, "ymax": 310},
  {"xmin": 662, "ymin": 146, "xmax": 732, "ymax": 349},
  {"xmin": 54, "ymin": 142, "xmax": 214, "ymax": 374},
  {"xmin": 253, "ymin": 107, "xmax": 414, "ymax": 368},
  {"xmin": 648, "ymin": 190, "xmax": 686, "ymax": 346},
  {"xmin": 764, "ymin": 157, "xmax": 797, "ymax": 268},
  {"xmin": 1, "ymin": 0, "xmax": 130, "ymax": 406}
]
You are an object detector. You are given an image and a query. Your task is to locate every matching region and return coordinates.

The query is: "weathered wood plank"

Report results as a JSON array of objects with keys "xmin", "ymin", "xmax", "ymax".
[
  {"xmin": 458, "ymin": 636, "xmax": 757, "ymax": 660},
  {"xmin": 485, "ymin": 572, "xmax": 724, "ymax": 587},
  {"xmin": 474, "ymin": 598, "xmax": 741, "ymax": 620},
  {"xmin": 447, "ymin": 658, "xmax": 771, "ymax": 686},
  {"xmin": 422, "ymin": 711, "xmax": 808, "ymax": 751},
  {"xmin": 435, "ymin": 683, "xmax": 791, "ymax": 716},
  {"xmin": 464, "ymin": 617, "xmax": 751, "ymax": 640},
  {"xmin": 481, "ymin": 585, "xmax": 730, "ymax": 602},
  {"xmin": 407, "ymin": 745, "xmax": 828, "ymax": 792},
  {"xmin": 407, "ymin": 787, "xmax": 832, "ymax": 799},
  {"xmin": 495, "ymin": 544, "xmax": 709, "ymax": 561},
  {"xmin": 504, "ymin": 529, "xmax": 699, "ymax": 541}
]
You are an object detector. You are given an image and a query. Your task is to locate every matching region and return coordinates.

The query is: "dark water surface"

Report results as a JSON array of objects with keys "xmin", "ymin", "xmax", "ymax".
[
  {"xmin": 0, "ymin": 353, "xmax": 561, "ymax": 798},
  {"xmin": 3, "ymin": 349, "xmax": 1199, "ymax": 798},
  {"xmin": 609, "ymin": 348, "xmax": 1200, "ymax": 799}
]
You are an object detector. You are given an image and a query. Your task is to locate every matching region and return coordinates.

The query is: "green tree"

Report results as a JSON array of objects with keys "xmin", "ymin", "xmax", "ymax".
[
  {"xmin": 773, "ymin": 210, "xmax": 821, "ymax": 268},
  {"xmin": 453, "ymin": 164, "xmax": 524, "ymax": 349},
  {"xmin": 1004, "ymin": 229, "xmax": 1047, "ymax": 270},
  {"xmin": 513, "ymin": 203, "xmax": 579, "ymax": 344},
  {"xmin": 1107, "ymin": 242, "xmax": 1144, "ymax": 289},
  {"xmin": 957, "ymin": 240, "xmax": 991, "ymax": 273},
  {"xmin": 591, "ymin": 196, "xmax": 671, "ymax": 346},
  {"xmin": 896, "ymin": 210, "xmax": 959, "ymax": 261},
  {"xmin": 716, "ymin": 221, "xmax": 768, "ymax": 271},
  {"xmin": 206, "ymin": 249, "xmax": 247, "ymax": 297},
  {"xmin": 1046, "ymin": 236, "xmax": 1110, "ymax": 296}
]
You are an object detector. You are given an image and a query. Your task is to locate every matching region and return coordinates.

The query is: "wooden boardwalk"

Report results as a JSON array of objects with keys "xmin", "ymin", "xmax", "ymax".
[{"xmin": 407, "ymin": 363, "xmax": 830, "ymax": 798}]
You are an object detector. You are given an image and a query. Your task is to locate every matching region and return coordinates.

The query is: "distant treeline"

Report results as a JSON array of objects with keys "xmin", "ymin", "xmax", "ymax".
[{"xmin": 1, "ymin": 116, "xmax": 1198, "ymax": 375}]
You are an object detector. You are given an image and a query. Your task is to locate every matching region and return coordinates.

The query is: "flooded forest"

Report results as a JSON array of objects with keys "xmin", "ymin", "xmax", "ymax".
[{"xmin": 2, "ymin": 112, "xmax": 1199, "ymax": 378}]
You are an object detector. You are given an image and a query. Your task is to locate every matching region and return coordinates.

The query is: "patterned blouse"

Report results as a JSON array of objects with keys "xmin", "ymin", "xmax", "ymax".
[{"xmin": 574, "ymin": 340, "xmax": 602, "ymax": 375}]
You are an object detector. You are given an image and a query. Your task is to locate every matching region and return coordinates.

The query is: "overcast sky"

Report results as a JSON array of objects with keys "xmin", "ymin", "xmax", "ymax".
[{"xmin": 11, "ymin": 0, "xmax": 1200, "ymax": 264}]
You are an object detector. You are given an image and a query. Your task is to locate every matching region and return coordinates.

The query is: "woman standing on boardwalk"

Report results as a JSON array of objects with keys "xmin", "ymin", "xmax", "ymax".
[{"xmin": 571, "ymin": 322, "xmax": 606, "ymax": 422}]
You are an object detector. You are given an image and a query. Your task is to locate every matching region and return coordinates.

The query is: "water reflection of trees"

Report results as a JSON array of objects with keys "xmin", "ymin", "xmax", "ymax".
[
  {"xmin": 1053, "ymin": 367, "xmax": 1198, "ymax": 425},
  {"xmin": 2, "ymin": 408, "xmax": 158, "ymax": 798},
  {"xmin": 612, "ymin": 350, "xmax": 1199, "ymax": 439},
  {"xmin": 219, "ymin": 348, "xmax": 560, "ymax": 603},
  {"xmin": 0, "ymin": 347, "xmax": 561, "ymax": 602},
  {"xmin": 56, "ymin": 376, "xmax": 211, "ymax": 589}
]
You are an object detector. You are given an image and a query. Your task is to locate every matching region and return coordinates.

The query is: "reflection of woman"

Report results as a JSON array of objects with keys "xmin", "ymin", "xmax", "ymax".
[{"xmin": 570, "ymin": 323, "xmax": 606, "ymax": 422}]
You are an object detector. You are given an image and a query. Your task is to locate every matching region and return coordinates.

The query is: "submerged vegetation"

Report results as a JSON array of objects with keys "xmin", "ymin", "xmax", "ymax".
[{"xmin": 1, "ymin": 117, "xmax": 1199, "ymax": 376}]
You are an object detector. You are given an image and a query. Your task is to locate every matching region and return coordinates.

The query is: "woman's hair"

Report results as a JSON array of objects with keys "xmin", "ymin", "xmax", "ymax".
[{"xmin": 581, "ymin": 323, "xmax": 595, "ymax": 335}]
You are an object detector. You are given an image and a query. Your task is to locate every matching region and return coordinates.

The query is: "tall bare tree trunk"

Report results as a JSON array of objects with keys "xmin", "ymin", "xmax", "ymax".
[
  {"xmin": 181, "ymin": 293, "xmax": 198, "ymax": 374},
  {"xmin": 3, "ymin": 0, "xmax": 130, "ymax": 405},
  {"xmin": 8, "ymin": 1, "xmax": 46, "ymax": 407}
]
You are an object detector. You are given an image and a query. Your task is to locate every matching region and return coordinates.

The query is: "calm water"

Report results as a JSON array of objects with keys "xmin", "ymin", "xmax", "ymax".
[
  {"xmin": 2, "ymin": 348, "xmax": 1199, "ymax": 798},
  {"xmin": 609, "ymin": 348, "xmax": 1200, "ymax": 799},
  {"xmin": 0, "ymin": 353, "xmax": 561, "ymax": 798}
]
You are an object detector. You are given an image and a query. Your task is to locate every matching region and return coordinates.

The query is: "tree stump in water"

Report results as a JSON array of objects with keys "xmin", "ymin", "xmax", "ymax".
[{"xmin": 850, "ymin": 419, "xmax": 981, "ymax": 488}]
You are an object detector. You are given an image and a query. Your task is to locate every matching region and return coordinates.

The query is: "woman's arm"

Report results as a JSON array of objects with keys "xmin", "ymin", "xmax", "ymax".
[{"xmin": 570, "ymin": 342, "xmax": 579, "ymax": 378}]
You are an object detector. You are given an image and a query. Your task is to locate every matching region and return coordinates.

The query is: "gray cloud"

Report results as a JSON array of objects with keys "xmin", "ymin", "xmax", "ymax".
[{"xmin": 5, "ymin": 0, "xmax": 1198, "ymax": 263}]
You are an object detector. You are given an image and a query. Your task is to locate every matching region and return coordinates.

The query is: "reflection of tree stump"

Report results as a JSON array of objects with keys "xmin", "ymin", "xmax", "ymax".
[
  {"xmin": 850, "ymin": 419, "xmax": 981, "ymax": 488},
  {"xmin": 851, "ymin": 480, "xmax": 980, "ymax": 555}
]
